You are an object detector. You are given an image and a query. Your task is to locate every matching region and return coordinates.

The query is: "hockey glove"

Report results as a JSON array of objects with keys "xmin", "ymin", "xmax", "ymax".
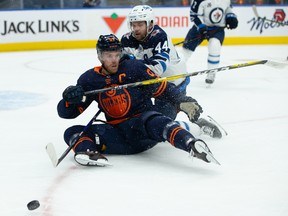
[
  {"xmin": 120, "ymin": 54, "xmax": 135, "ymax": 62},
  {"xmin": 180, "ymin": 101, "xmax": 203, "ymax": 122},
  {"xmin": 198, "ymin": 24, "xmax": 208, "ymax": 39},
  {"xmin": 225, "ymin": 13, "xmax": 238, "ymax": 29},
  {"xmin": 62, "ymin": 85, "xmax": 85, "ymax": 104}
]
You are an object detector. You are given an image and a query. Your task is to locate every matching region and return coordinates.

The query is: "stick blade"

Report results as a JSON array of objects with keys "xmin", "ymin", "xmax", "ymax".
[
  {"xmin": 252, "ymin": 5, "xmax": 260, "ymax": 18},
  {"xmin": 46, "ymin": 143, "xmax": 59, "ymax": 167}
]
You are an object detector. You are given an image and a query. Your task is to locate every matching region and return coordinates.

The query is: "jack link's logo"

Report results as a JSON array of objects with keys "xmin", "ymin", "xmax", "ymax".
[
  {"xmin": 248, "ymin": 9, "xmax": 287, "ymax": 34},
  {"xmin": 0, "ymin": 19, "xmax": 80, "ymax": 36}
]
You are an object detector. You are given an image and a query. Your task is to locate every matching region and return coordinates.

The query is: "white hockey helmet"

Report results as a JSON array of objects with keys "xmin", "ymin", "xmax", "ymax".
[{"xmin": 127, "ymin": 5, "xmax": 156, "ymax": 34}]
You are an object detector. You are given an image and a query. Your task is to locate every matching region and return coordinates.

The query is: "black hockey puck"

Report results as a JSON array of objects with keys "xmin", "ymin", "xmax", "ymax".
[{"xmin": 27, "ymin": 200, "xmax": 40, "ymax": 211}]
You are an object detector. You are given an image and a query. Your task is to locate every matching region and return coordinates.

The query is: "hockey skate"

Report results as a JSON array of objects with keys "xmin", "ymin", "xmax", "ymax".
[
  {"xmin": 196, "ymin": 117, "xmax": 223, "ymax": 138},
  {"xmin": 190, "ymin": 139, "xmax": 220, "ymax": 165},
  {"xmin": 74, "ymin": 151, "xmax": 111, "ymax": 167},
  {"xmin": 205, "ymin": 72, "xmax": 216, "ymax": 84}
]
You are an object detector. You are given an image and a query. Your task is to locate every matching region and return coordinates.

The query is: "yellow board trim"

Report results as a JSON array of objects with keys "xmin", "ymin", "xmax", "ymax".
[
  {"xmin": 0, "ymin": 40, "xmax": 96, "ymax": 52},
  {"xmin": 0, "ymin": 37, "xmax": 287, "ymax": 52}
]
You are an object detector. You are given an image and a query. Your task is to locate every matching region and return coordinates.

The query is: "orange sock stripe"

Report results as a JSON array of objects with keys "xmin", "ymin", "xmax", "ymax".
[
  {"xmin": 169, "ymin": 126, "xmax": 182, "ymax": 146},
  {"xmin": 72, "ymin": 137, "xmax": 93, "ymax": 152}
]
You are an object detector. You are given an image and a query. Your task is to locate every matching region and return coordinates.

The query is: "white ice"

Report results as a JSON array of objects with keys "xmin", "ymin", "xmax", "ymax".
[{"xmin": 0, "ymin": 45, "xmax": 288, "ymax": 216}]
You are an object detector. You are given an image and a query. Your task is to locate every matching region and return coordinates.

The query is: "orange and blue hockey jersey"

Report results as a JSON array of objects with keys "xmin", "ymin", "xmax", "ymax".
[{"xmin": 57, "ymin": 58, "xmax": 195, "ymax": 124}]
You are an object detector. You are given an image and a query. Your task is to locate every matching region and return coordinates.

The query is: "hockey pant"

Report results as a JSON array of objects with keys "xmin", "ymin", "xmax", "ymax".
[
  {"xmin": 63, "ymin": 111, "xmax": 195, "ymax": 155},
  {"xmin": 183, "ymin": 26, "xmax": 225, "ymax": 52}
]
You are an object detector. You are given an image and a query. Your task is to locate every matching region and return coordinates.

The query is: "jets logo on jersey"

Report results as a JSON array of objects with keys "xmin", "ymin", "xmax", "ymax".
[
  {"xmin": 209, "ymin": 8, "xmax": 224, "ymax": 24},
  {"xmin": 99, "ymin": 86, "xmax": 131, "ymax": 118},
  {"xmin": 150, "ymin": 29, "xmax": 160, "ymax": 37}
]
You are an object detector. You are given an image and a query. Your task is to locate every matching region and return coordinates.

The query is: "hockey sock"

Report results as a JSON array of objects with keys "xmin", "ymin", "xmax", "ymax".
[
  {"xmin": 73, "ymin": 136, "xmax": 98, "ymax": 153},
  {"xmin": 164, "ymin": 122, "xmax": 195, "ymax": 152}
]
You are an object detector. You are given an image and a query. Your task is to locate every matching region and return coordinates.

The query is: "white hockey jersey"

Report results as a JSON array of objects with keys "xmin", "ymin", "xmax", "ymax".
[
  {"xmin": 190, "ymin": 0, "xmax": 234, "ymax": 27},
  {"xmin": 121, "ymin": 25, "xmax": 187, "ymax": 86}
]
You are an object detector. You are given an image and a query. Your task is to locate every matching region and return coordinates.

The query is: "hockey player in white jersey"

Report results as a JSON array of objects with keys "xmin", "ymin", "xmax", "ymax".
[
  {"xmin": 182, "ymin": 0, "xmax": 238, "ymax": 84},
  {"xmin": 121, "ymin": 5, "xmax": 224, "ymax": 138}
]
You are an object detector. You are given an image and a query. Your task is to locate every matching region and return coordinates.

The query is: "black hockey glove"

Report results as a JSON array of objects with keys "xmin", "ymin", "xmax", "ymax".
[
  {"xmin": 225, "ymin": 13, "xmax": 238, "ymax": 29},
  {"xmin": 62, "ymin": 85, "xmax": 85, "ymax": 104},
  {"xmin": 120, "ymin": 54, "xmax": 135, "ymax": 62},
  {"xmin": 178, "ymin": 96, "xmax": 203, "ymax": 122},
  {"xmin": 198, "ymin": 24, "xmax": 208, "ymax": 39}
]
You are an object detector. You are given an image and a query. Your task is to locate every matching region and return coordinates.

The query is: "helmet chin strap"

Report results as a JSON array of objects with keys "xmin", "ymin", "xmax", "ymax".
[{"xmin": 147, "ymin": 21, "xmax": 154, "ymax": 34}]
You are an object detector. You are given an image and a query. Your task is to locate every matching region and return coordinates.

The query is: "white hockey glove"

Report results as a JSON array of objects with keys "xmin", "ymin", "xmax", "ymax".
[{"xmin": 180, "ymin": 102, "xmax": 203, "ymax": 123}]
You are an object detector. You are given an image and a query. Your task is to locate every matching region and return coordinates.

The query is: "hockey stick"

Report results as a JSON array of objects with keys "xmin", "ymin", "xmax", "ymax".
[
  {"xmin": 46, "ymin": 110, "xmax": 102, "ymax": 167},
  {"xmin": 84, "ymin": 60, "xmax": 287, "ymax": 95},
  {"xmin": 174, "ymin": 35, "xmax": 201, "ymax": 46},
  {"xmin": 173, "ymin": 27, "xmax": 225, "ymax": 46},
  {"xmin": 252, "ymin": 5, "xmax": 288, "ymax": 26}
]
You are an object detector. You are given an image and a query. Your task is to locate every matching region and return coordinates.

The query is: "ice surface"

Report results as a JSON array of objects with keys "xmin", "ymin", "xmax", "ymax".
[{"xmin": 0, "ymin": 45, "xmax": 287, "ymax": 216}]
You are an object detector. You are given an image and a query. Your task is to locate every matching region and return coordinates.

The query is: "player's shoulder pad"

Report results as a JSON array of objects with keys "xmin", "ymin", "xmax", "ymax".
[
  {"xmin": 121, "ymin": 32, "xmax": 136, "ymax": 47},
  {"xmin": 120, "ymin": 58, "xmax": 149, "ymax": 72},
  {"xmin": 77, "ymin": 68, "xmax": 96, "ymax": 84},
  {"xmin": 191, "ymin": 0, "xmax": 204, "ymax": 11},
  {"xmin": 121, "ymin": 32, "xmax": 133, "ymax": 41},
  {"xmin": 148, "ymin": 25, "xmax": 168, "ymax": 43},
  {"xmin": 150, "ymin": 25, "xmax": 167, "ymax": 37}
]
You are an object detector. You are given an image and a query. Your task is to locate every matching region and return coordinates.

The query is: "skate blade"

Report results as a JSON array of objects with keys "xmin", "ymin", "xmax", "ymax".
[
  {"xmin": 207, "ymin": 115, "xmax": 228, "ymax": 136},
  {"xmin": 205, "ymin": 152, "xmax": 221, "ymax": 165},
  {"xmin": 195, "ymin": 142, "xmax": 221, "ymax": 165}
]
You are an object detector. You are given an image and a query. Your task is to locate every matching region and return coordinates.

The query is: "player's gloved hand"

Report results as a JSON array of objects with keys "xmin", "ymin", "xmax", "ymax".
[
  {"xmin": 226, "ymin": 13, "xmax": 238, "ymax": 29},
  {"xmin": 180, "ymin": 101, "xmax": 203, "ymax": 122},
  {"xmin": 179, "ymin": 96, "xmax": 203, "ymax": 122},
  {"xmin": 120, "ymin": 54, "xmax": 135, "ymax": 62},
  {"xmin": 62, "ymin": 85, "xmax": 85, "ymax": 104},
  {"xmin": 198, "ymin": 24, "xmax": 208, "ymax": 39}
]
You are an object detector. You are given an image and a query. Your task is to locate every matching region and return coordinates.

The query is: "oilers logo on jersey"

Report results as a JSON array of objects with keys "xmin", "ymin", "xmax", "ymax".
[{"xmin": 99, "ymin": 87, "xmax": 131, "ymax": 118}]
